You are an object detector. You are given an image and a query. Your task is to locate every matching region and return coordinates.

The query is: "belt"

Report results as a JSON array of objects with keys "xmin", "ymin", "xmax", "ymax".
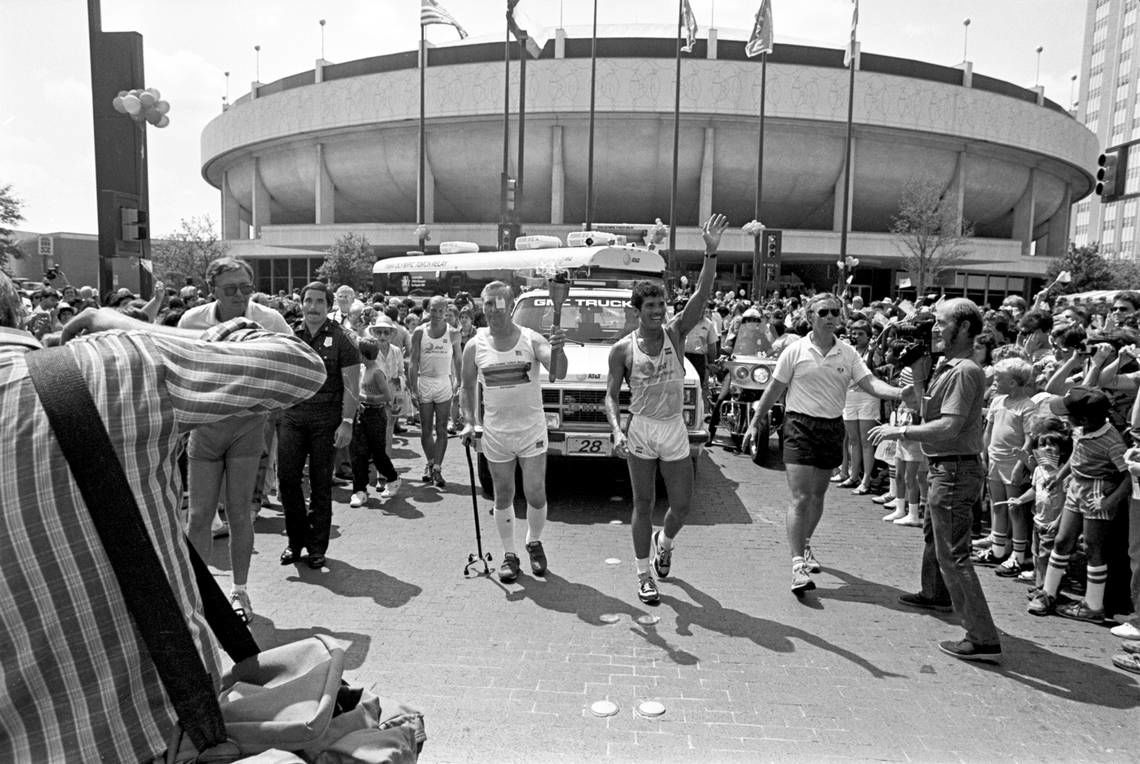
[
  {"xmin": 359, "ymin": 402, "xmax": 387, "ymax": 409},
  {"xmin": 928, "ymin": 454, "xmax": 979, "ymax": 465}
]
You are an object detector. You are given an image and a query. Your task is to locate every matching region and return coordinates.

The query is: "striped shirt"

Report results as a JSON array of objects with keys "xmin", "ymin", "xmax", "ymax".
[
  {"xmin": 1070, "ymin": 422, "xmax": 1128, "ymax": 481},
  {"xmin": 0, "ymin": 319, "xmax": 326, "ymax": 763}
]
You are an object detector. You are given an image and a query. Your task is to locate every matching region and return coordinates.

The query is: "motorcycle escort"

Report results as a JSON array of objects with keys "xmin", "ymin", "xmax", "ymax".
[{"xmin": 706, "ymin": 310, "xmax": 784, "ymax": 463}]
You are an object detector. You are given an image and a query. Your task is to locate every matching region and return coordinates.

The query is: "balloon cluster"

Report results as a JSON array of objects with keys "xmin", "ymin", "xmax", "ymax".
[{"xmin": 112, "ymin": 88, "xmax": 171, "ymax": 128}]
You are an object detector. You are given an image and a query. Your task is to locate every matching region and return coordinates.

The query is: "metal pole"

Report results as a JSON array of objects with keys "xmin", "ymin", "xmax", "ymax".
[
  {"xmin": 320, "ymin": 19, "xmax": 326, "ymax": 60},
  {"xmin": 501, "ymin": 20, "xmax": 511, "ymax": 241},
  {"xmin": 962, "ymin": 18, "xmax": 970, "ymax": 62},
  {"xmin": 418, "ymin": 26, "xmax": 426, "ymax": 229},
  {"xmin": 517, "ymin": 33, "xmax": 527, "ymax": 229},
  {"xmin": 752, "ymin": 53, "xmax": 767, "ymax": 302},
  {"xmin": 667, "ymin": 0, "xmax": 683, "ymax": 278},
  {"xmin": 585, "ymin": 0, "xmax": 598, "ymax": 231},
  {"xmin": 839, "ymin": 44, "xmax": 856, "ymax": 261}
]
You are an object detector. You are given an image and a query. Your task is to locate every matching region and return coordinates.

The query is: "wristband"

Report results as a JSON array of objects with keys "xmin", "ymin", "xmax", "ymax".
[{"xmin": 341, "ymin": 417, "xmax": 354, "ymax": 425}]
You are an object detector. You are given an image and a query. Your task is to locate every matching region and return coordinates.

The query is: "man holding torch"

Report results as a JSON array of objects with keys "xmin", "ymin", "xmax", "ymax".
[
  {"xmin": 459, "ymin": 281, "xmax": 567, "ymax": 583},
  {"xmin": 605, "ymin": 213, "xmax": 729, "ymax": 604}
]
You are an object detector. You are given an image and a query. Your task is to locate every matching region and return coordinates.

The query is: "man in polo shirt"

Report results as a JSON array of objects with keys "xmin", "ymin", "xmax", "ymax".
[
  {"xmin": 870, "ymin": 298, "xmax": 1002, "ymax": 663},
  {"xmin": 744, "ymin": 293, "xmax": 909, "ymax": 594},
  {"xmin": 278, "ymin": 281, "xmax": 361, "ymax": 570}
]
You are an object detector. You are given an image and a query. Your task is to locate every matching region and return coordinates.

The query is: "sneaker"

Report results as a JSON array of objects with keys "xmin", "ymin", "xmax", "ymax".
[
  {"xmin": 380, "ymin": 479, "xmax": 402, "ymax": 499},
  {"xmin": 525, "ymin": 540, "xmax": 548, "ymax": 576},
  {"xmin": 971, "ymin": 548, "xmax": 1009, "ymax": 567},
  {"xmin": 1112, "ymin": 652, "xmax": 1140, "ymax": 674},
  {"xmin": 1110, "ymin": 621, "xmax": 1140, "ymax": 640},
  {"xmin": 1123, "ymin": 640, "xmax": 1140, "ymax": 655},
  {"xmin": 421, "ymin": 463, "xmax": 434, "ymax": 482},
  {"xmin": 431, "ymin": 466, "xmax": 446, "ymax": 488},
  {"xmin": 791, "ymin": 562, "xmax": 816, "ymax": 594},
  {"xmin": 1027, "ymin": 592, "xmax": 1056, "ymax": 616},
  {"xmin": 938, "ymin": 639, "xmax": 1002, "ymax": 663},
  {"xmin": 651, "ymin": 530, "xmax": 672, "ymax": 578},
  {"xmin": 349, "ymin": 491, "xmax": 367, "ymax": 508},
  {"xmin": 994, "ymin": 557, "xmax": 1032, "ymax": 578},
  {"xmin": 1017, "ymin": 570, "xmax": 1036, "ymax": 583},
  {"xmin": 971, "ymin": 534, "xmax": 994, "ymax": 550},
  {"xmin": 637, "ymin": 573, "xmax": 660, "ymax": 604},
  {"xmin": 871, "ymin": 493, "xmax": 895, "ymax": 505},
  {"xmin": 499, "ymin": 552, "xmax": 521, "ymax": 583},
  {"xmin": 898, "ymin": 592, "xmax": 953, "ymax": 612},
  {"xmin": 230, "ymin": 590, "xmax": 253, "ymax": 625},
  {"xmin": 447, "ymin": 422, "xmax": 458, "ymax": 436},
  {"xmin": 211, "ymin": 517, "xmax": 230, "ymax": 539},
  {"xmin": 803, "ymin": 545, "xmax": 821, "ymax": 574},
  {"xmin": 1056, "ymin": 600, "xmax": 1105, "ymax": 624}
]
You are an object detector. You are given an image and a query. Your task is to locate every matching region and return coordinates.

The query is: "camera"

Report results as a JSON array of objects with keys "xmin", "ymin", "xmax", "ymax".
[{"xmin": 881, "ymin": 313, "xmax": 936, "ymax": 367}]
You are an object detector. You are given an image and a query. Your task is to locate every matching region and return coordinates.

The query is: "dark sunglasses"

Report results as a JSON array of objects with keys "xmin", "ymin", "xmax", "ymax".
[
  {"xmin": 219, "ymin": 283, "xmax": 254, "ymax": 297},
  {"xmin": 816, "ymin": 308, "xmax": 841, "ymax": 318},
  {"xmin": 1112, "ymin": 305, "xmax": 1131, "ymax": 312}
]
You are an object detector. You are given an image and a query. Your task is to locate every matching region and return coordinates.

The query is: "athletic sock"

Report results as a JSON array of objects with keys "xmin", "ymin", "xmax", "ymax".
[
  {"xmin": 659, "ymin": 531, "xmax": 675, "ymax": 551},
  {"xmin": 494, "ymin": 505, "xmax": 516, "ymax": 556},
  {"xmin": 231, "ymin": 583, "xmax": 246, "ymax": 596},
  {"xmin": 525, "ymin": 504, "xmax": 547, "ymax": 545},
  {"xmin": 1085, "ymin": 565, "xmax": 1108, "ymax": 611},
  {"xmin": 1011, "ymin": 538, "xmax": 1028, "ymax": 563},
  {"xmin": 1043, "ymin": 551, "xmax": 1069, "ymax": 596},
  {"xmin": 635, "ymin": 557, "xmax": 651, "ymax": 576},
  {"xmin": 991, "ymin": 532, "xmax": 1009, "ymax": 558},
  {"xmin": 791, "ymin": 555, "xmax": 805, "ymax": 569}
]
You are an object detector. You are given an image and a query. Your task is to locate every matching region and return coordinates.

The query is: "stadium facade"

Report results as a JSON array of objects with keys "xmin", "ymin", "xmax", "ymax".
[{"xmin": 201, "ymin": 27, "xmax": 1098, "ymax": 304}]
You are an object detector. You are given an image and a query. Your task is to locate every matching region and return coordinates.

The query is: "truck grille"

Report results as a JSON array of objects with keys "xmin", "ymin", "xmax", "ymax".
[{"xmin": 546, "ymin": 388, "xmax": 631, "ymax": 424}]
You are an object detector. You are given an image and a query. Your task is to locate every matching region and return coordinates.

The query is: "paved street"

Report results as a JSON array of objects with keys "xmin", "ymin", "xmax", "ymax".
[{"xmin": 209, "ymin": 432, "xmax": 1140, "ymax": 763}]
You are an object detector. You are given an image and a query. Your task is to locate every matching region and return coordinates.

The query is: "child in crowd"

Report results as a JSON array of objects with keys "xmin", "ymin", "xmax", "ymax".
[
  {"xmin": 349, "ymin": 337, "xmax": 402, "ymax": 508},
  {"xmin": 978, "ymin": 358, "xmax": 1038, "ymax": 576},
  {"xmin": 1028, "ymin": 387, "xmax": 1131, "ymax": 621}
]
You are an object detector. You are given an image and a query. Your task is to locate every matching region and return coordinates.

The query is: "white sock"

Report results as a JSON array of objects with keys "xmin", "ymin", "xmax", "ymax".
[
  {"xmin": 231, "ymin": 583, "xmax": 246, "ymax": 595},
  {"xmin": 494, "ymin": 505, "xmax": 516, "ymax": 555},
  {"xmin": 659, "ymin": 530, "xmax": 675, "ymax": 551},
  {"xmin": 525, "ymin": 504, "xmax": 547, "ymax": 545},
  {"xmin": 907, "ymin": 502, "xmax": 921, "ymax": 517},
  {"xmin": 636, "ymin": 557, "xmax": 651, "ymax": 576},
  {"xmin": 1085, "ymin": 565, "xmax": 1108, "ymax": 611},
  {"xmin": 1043, "ymin": 552, "xmax": 1069, "ymax": 596}
]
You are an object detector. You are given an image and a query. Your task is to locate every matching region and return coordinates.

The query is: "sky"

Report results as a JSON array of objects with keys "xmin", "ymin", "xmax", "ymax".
[{"xmin": 2, "ymin": 0, "xmax": 1089, "ymax": 237}]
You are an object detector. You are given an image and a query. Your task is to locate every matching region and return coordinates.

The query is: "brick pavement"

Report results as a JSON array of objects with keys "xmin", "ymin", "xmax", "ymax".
[{"xmin": 210, "ymin": 433, "xmax": 1140, "ymax": 763}]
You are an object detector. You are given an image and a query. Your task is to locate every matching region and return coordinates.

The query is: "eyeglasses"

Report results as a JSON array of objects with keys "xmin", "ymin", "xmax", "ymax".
[
  {"xmin": 1112, "ymin": 305, "xmax": 1131, "ymax": 312},
  {"xmin": 816, "ymin": 308, "xmax": 841, "ymax": 318},
  {"xmin": 371, "ymin": 328, "xmax": 391, "ymax": 335},
  {"xmin": 219, "ymin": 283, "xmax": 254, "ymax": 297}
]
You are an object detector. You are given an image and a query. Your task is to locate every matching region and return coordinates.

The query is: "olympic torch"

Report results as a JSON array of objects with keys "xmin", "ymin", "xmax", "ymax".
[{"xmin": 548, "ymin": 271, "xmax": 571, "ymax": 382}]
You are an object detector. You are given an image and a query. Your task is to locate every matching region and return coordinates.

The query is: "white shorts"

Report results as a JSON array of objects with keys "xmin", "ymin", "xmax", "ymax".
[
  {"xmin": 626, "ymin": 414, "xmax": 690, "ymax": 462},
  {"xmin": 417, "ymin": 376, "xmax": 454, "ymax": 405},
  {"xmin": 897, "ymin": 438, "xmax": 927, "ymax": 464},
  {"xmin": 482, "ymin": 418, "xmax": 549, "ymax": 463},
  {"xmin": 843, "ymin": 390, "xmax": 880, "ymax": 421}
]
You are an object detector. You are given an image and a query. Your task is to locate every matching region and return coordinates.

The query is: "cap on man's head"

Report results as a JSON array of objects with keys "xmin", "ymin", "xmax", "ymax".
[
  {"xmin": 179, "ymin": 285, "xmax": 199, "ymax": 299},
  {"xmin": 78, "ymin": 286, "xmax": 96, "ymax": 299},
  {"xmin": 369, "ymin": 313, "xmax": 397, "ymax": 332},
  {"xmin": 1049, "ymin": 386, "xmax": 1110, "ymax": 419}
]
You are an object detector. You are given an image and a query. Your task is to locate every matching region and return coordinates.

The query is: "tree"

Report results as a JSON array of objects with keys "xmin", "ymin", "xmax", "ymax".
[
  {"xmin": 890, "ymin": 177, "xmax": 973, "ymax": 295},
  {"xmin": 316, "ymin": 232, "xmax": 374, "ymax": 291},
  {"xmin": 0, "ymin": 184, "xmax": 25, "ymax": 276},
  {"xmin": 1042, "ymin": 242, "xmax": 1140, "ymax": 293},
  {"xmin": 150, "ymin": 216, "xmax": 228, "ymax": 289}
]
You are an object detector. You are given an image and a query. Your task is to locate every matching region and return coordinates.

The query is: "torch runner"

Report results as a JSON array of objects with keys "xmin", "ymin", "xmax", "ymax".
[{"xmin": 548, "ymin": 271, "xmax": 571, "ymax": 382}]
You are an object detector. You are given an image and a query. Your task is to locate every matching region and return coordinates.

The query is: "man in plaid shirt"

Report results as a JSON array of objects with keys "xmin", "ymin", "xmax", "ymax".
[{"xmin": 0, "ymin": 272, "xmax": 327, "ymax": 762}]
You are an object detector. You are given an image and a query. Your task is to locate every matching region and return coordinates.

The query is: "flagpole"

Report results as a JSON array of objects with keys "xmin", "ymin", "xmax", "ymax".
[
  {"xmin": 840, "ymin": 34, "xmax": 856, "ymax": 262},
  {"xmin": 418, "ymin": 24, "xmax": 426, "ymax": 243},
  {"xmin": 752, "ymin": 51, "xmax": 767, "ymax": 302},
  {"xmin": 585, "ymin": 0, "xmax": 598, "ymax": 231},
  {"xmin": 500, "ymin": 14, "xmax": 511, "ymax": 249},
  {"xmin": 668, "ymin": 0, "xmax": 683, "ymax": 280},
  {"xmin": 517, "ymin": 31, "xmax": 527, "ymax": 232}
]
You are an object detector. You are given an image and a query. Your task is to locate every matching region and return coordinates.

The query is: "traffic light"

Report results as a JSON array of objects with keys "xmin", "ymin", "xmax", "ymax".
[
  {"xmin": 120, "ymin": 206, "xmax": 148, "ymax": 241},
  {"xmin": 764, "ymin": 229, "xmax": 782, "ymax": 261},
  {"xmin": 1096, "ymin": 151, "xmax": 1123, "ymax": 199},
  {"xmin": 503, "ymin": 175, "xmax": 517, "ymax": 213},
  {"xmin": 498, "ymin": 222, "xmax": 521, "ymax": 250}
]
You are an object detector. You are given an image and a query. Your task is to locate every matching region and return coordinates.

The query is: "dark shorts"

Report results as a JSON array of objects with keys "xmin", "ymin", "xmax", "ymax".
[{"xmin": 782, "ymin": 411, "xmax": 844, "ymax": 469}]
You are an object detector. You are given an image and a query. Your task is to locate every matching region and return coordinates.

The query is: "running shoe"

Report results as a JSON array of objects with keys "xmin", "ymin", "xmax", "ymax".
[
  {"xmin": 230, "ymin": 590, "xmax": 253, "ymax": 625},
  {"xmin": 1110, "ymin": 621, "xmax": 1140, "ymax": 640},
  {"xmin": 871, "ymin": 493, "xmax": 896, "ymax": 505},
  {"xmin": 803, "ymin": 545, "xmax": 822, "ymax": 573},
  {"xmin": 432, "ymin": 466, "xmax": 446, "ymax": 488},
  {"xmin": 421, "ymin": 463, "xmax": 433, "ymax": 482},
  {"xmin": 971, "ymin": 548, "xmax": 1009, "ymax": 567},
  {"xmin": 380, "ymin": 479, "xmax": 402, "ymax": 499},
  {"xmin": 1056, "ymin": 600, "xmax": 1105, "ymax": 624},
  {"xmin": 637, "ymin": 573, "xmax": 660, "ymax": 604},
  {"xmin": 897, "ymin": 592, "xmax": 953, "ymax": 612},
  {"xmin": 525, "ymin": 541, "xmax": 548, "ymax": 576},
  {"xmin": 994, "ymin": 557, "xmax": 1032, "ymax": 578},
  {"xmin": 791, "ymin": 562, "xmax": 816, "ymax": 594},
  {"xmin": 349, "ymin": 491, "xmax": 367, "ymax": 508},
  {"xmin": 499, "ymin": 552, "xmax": 521, "ymax": 583},
  {"xmin": 938, "ymin": 639, "xmax": 1002, "ymax": 663},
  {"xmin": 651, "ymin": 530, "xmax": 672, "ymax": 578},
  {"xmin": 1027, "ymin": 592, "xmax": 1056, "ymax": 616}
]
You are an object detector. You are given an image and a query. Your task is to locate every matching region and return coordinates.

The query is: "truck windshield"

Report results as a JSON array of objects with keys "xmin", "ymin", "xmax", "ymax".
[{"xmin": 513, "ymin": 296, "xmax": 638, "ymax": 344}]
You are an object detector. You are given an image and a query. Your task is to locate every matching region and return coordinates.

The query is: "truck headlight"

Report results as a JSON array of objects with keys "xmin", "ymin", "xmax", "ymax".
[
  {"xmin": 751, "ymin": 367, "xmax": 770, "ymax": 384},
  {"xmin": 683, "ymin": 410, "xmax": 694, "ymax": 426},
  {"xmin": 545, "ymin": 412, "xmax": 561, "ymax": 428},
  {"xmin": 683, "ymin": 387, "xmax": 696, "ymax": 406}
]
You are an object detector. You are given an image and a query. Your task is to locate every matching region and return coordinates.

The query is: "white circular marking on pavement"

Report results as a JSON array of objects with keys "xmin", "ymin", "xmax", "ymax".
[
  {"xmin": 604, "ymin": 557, "xmax": 622, "ymax": 565},
  {"xmin": 609, "ymin": 495, "xmax": 622, "ymax": 502},
  {"xmin": 599, "ymin": 613, "xmax": 621, "ymax": 624},
  {"xmin": 590, "ymin": 700, "xmax": 619, "ymax": 717},
  {"xmin": 608, "ymin": 519, "xmax": 622, "ymax": 525},
  {"xmin": 636, "ymin": 700, "xmax": 666, "ymax": 717},
  {"xmin": 636, "ymin": 614, "xmax": 660, "ymax": 625}
]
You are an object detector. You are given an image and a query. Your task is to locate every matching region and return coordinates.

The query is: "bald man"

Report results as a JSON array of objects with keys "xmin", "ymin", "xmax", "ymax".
[{"xmin": 409, "ymin": 295, "xmax": 462, "ymax": 487}]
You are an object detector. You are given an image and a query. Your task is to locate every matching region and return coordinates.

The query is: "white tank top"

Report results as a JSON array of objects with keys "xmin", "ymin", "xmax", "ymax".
[
  {"xmin": 628, "ymin": 330, "xmax": 685, "ymax": 420},
  {"xmin": 417, "ymin": 325, "xmax": 454, "ymax": 378},
  {"xmin": 475, "ymin": 327, "xmax": 546, "ymax": 431}
]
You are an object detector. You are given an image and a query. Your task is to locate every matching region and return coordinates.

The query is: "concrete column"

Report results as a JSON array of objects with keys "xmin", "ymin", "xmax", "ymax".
[
  {"xmin": 550, "ymin": 125, "xmax": 565, "ymax": 224},
  {"xmin": 239, "ymin": 219, "xmax": 250, "ymax": 240},
  {"xmin": 707, "ymin": 28, "xmax": 718, "ymax": 60},
  {"xmin": 945, "ymin": 151, "xmax": 966, "ymax": 231},
  {"xmin": 315, "ymin": 59, "xmax": 328, "ymax": 83},
  {"xmin": 1011, "ymin": 168, "xmax": 1038, "ymax": 256},
  {"xmin": 1034, "ymin": 85, "xmax": 1045, "ymax": 106},
  {"xmin": 250, "ymin": 81, "xmax": 260, "ymax": 100},
  {"xmin": 554, "ymin": 28, "xmax": 565, "ymax": 59},
  {"xmin": 832, "ymin": 138, "xmax": 856, "ymax": 232},
  {"xmin": 957, "ymin": 61, "xmax": 973, "ymax": 88},
  {"xmin": 251, "ymin": 157, "xmax": 270, "ymax": 238},
  {"xmin": 315, "ymin": 144, "xmax": 334, "ymax": 224},
  {"xmin": 698, "ymin": 126, "xmax": 715, "ymax": 223},
  {"xmin": 221, "ymin": 170, "xmax": 242, "ymax": 240},
  {"xmin": 1046, "ymin": 183, "xmax": 1072, "ymax": 258}
]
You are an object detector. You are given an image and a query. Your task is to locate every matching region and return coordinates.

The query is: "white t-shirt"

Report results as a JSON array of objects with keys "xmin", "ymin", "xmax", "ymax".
[
  {"xmin": 177, "ymin": 300, "xmax": 291, "ymax": 334},
  {"xmin": 773, "ymin": 332, "xmax": 871, "ymax": 419}
]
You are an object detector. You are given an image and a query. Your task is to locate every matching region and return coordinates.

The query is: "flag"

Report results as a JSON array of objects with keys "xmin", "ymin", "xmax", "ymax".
[
  {"xmin": 1056, "ymin": 269, "xmax": 1072, "ymax": 283},
  {"xmin": 508, "ymin": 0, "xmax": 548, "ymax": 58},
  {"xmin": 421, "ymin": 0, "xmax": 468, "ymax": 39},
  {"xmin": 745, "ymin": 0, "xmax": 774, "ymax": 58},
  {"xmin": 843, "ymin": 0, "xmax": 859, "ymax": 67},
  {"xmin": 680, "ymin": 0, "xmax": 699, "ymax": 53}
]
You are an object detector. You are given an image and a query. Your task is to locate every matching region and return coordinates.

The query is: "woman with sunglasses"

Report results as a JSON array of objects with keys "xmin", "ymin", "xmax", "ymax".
[{"xmin": 744, "ymin": 293, "xmax": 912, "ymax": 595}]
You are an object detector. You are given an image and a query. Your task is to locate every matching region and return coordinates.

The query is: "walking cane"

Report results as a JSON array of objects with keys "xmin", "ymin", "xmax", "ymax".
[{"xmin": 463, "ymin": 441, "xmax": 492, "ymax": 577}]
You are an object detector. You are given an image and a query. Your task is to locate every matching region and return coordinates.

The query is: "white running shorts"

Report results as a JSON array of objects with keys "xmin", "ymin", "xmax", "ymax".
[
  {"xmin": 482, "ymin": 418, "xmax": 549, "ymax": 463},
  {"xmin": 626, "ymin": 414, "xmax": 690, "ymax": 462},
  {"xmin": 417, "ymin": 375, "xmax": 454, "ymax": 405}
]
